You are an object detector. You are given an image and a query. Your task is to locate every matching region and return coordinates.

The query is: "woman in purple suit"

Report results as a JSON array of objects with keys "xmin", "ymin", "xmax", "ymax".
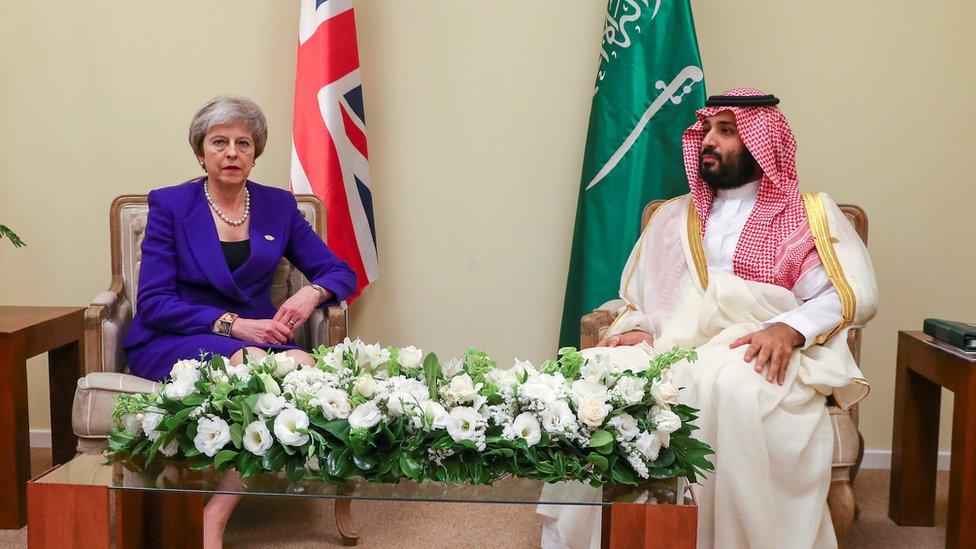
[
  {"xmin": 124, "ymin": 96, "xmax": 356, "ymax": 380},
  {"xmin": 122, "ymin": 96, "xmax": 356, "ymax": 547}
]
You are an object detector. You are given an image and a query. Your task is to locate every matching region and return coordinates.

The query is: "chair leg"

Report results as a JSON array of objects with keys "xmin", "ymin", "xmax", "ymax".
[
  {"xmin": 828, "ymin": 480, "xmax": 855, "ymax": 545},
  {"xmin": 335, "ymin": 499, "xmax": 359, "ymax": 546}
]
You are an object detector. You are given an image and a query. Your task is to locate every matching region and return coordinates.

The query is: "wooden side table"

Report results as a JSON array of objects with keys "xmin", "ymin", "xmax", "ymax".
[
  {"xmin": 889, "ymin": 330, "xmax": 976, "ymax": 548},
  {"xmin": 0, "ymin": 305, "xmax": 85, "ymax": 529}
]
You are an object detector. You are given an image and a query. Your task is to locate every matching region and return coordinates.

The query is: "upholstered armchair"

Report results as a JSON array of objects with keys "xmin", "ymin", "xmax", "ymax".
[
  {"xmin": 71, "ymin": 193, "xmax": 359, "ymax": 545},
  {"xmin": 579, "ymin": 200, "xmax": 868, "ymax": 542}
]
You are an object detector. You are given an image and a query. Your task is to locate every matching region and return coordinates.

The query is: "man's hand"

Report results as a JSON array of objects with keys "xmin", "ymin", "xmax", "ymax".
[
  {"xmin": 729, "ymin": 323, "xmax": 805, "ymax": 385},
  {"xmin": 230, "ymin": 318, "xmax": 294, "ymax": 345},
  {"xmin": 598, "ymin": 330, "xmax": 654, "ymax": 347}
]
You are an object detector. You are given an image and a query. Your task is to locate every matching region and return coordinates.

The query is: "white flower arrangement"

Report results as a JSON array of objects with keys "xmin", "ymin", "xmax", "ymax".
[{"xmin": 108, "ymin": 341, "xmax": 713, "ymax": 486}]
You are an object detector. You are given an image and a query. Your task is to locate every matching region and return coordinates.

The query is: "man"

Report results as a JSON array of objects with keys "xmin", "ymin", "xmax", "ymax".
[{"xmin": 541, "ymin": 88, "xmax": 877, "ymax": 548}]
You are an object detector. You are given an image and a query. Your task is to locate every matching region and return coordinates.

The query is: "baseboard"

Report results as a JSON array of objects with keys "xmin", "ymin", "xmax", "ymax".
[
  {"xmin": 30, "ymin": 428, "xmax": 52, "ymax": 448},
  {"xmin": 861, "ymin": 449, "xmax": 951, "ymax": 471}
]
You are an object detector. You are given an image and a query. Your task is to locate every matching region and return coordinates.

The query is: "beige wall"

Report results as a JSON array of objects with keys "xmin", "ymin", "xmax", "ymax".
[{"xmin": 2, "ymin": 1, "xmax": 974, "ymax": 456}]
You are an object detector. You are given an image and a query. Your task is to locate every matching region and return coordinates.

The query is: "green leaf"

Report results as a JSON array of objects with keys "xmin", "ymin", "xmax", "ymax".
[
  {"xmin": 214, "ymin": 449, "xmax": 239, "ymax": 470},
  {"xmin": 353, "ymin": 453, "xmax": 377, "ymax": 471},
  {"xmin": 652, "ymin": 448, "xmax": 677, "ymax": 468},
  {"xmin": 423, "ymin": 353, "xmax": 441, "ymax": 400},
  {"xmin": 326, "ymin": 448, "xmax": 350, "ymax": 478},
  {"xmin": 229, "ymin": 423, "xmax": 244, "ymax": 450},
  {"xmin": 586, "ymin": 453, "xmax": 609, "ymax": 472},
  {"xmin": 262, "ymin": 445, "xmax": 288, "ymax": 471},
  {"xmin": 610, "ymin": 461, "xmax": 637, "ymax": 485},
  {"xmin": 188, "ymin": 458, "xmax": 212, "ymax": 471},
  {"xmin": 587, "ymin": 430, "xmax": 613, "ymax": 448},
  {"xmin": 181, "ymin": 393, "xmax": 206, "ymax": 407},
  {"xmin": 399, "ymin": 453, "xmax": 422, "ymax": 480},
  {"xmin": 285, "ymin": 456, "xmax": 306, "ymax": 482},
  {"xmin": 430, "ymin": 436, "xmax": 455, "ymax": 450}
]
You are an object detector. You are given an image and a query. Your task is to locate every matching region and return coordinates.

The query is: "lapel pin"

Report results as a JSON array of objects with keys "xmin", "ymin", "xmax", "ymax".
[{"xmin": 264, "ymin": 234, "xmax": 275, "ymax": 241}]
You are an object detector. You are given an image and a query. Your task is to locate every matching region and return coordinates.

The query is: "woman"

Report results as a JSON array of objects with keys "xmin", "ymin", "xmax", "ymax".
[{"xmin": 123, "ymin": 96, "xmax": 357, "ymax": 548}]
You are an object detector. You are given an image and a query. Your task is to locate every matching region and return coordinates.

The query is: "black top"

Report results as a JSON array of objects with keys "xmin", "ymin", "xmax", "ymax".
[{"xmin": 220, "ymin": 239, "xmax": 250, "ymax": 272}]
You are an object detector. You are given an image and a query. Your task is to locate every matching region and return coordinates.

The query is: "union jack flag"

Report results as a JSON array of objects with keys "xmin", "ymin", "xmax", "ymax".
[{"xmin": 291, "ymin": 0, "xmax": 377, "ymax": 300}]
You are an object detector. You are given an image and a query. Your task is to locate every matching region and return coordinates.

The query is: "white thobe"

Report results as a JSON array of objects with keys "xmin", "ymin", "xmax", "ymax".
[{"xmin": 703, "ymin": 180, "xmax": 841, "ymax": 349}]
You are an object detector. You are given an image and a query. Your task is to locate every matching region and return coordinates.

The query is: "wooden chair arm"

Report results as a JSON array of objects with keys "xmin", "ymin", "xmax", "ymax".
[
  {"xmin": 580, "ymin": 309, "xmax": 614, "ymax": 350},
  {"xmin": 327, "ymin": 305, "xmax": 348, "ymax": 346},
  {"xmin": 84, "ymin": 284, "xmax": 125, "ymax": 376},
  {"xmin": 311, "ymin": 304, "xmax": 348, "ymax": 348}
]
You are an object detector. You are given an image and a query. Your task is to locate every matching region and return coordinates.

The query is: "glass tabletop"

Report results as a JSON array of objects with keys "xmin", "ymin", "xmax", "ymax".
[{"xmin": 34, "ymin": 454, "xmax": 690, "ymax": 507}]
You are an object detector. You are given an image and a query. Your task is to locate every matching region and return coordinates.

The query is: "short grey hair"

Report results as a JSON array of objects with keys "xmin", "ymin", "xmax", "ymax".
[{"xmin": 188, "ymin": 96, "xmax": 268, "ymax": 158}]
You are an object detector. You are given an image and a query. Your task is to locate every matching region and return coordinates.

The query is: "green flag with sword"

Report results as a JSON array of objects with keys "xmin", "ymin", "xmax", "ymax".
[{"xmin": 559, "ymin": 0, "xmax": 706, "ymax": 348}]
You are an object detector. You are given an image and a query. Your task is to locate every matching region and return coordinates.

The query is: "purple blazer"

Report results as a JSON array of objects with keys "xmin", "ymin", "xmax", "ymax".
[{"xmin": 123, "ymin": 179, "xmax": 357, "ymax": 380}]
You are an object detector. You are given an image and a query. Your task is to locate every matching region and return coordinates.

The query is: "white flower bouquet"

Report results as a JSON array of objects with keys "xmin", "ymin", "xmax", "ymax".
[{"xmin": 109, "ymin": 340, "xmax": 714, "ymax": 486}]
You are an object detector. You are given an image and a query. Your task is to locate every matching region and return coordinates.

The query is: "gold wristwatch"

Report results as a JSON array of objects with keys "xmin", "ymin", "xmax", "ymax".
[{"xmin": 213, "ymin": 312, "xmax": 239, "ymax": 337}]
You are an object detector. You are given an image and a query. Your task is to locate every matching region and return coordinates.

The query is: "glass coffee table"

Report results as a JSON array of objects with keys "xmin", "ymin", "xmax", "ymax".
[{"xmin": 27, "ymin": 453, "xmax": 696, "ymax": 548}]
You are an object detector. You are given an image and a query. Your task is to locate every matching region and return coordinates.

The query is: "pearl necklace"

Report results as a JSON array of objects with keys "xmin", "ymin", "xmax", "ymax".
[{"xmin": 204, "ymin": 182, "xmax": 250, "ymax": 226}]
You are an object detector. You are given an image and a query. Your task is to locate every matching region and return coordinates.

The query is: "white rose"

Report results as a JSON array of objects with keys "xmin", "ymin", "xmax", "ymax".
[
  {"xmin": 273, "ymin": 408, "xmax": 311, "ymax": 447},
  {"xmin": 577, "ymin": 395, "xmax": 612, "ymax": 429},
  {"xmin": 520, "ymin": 380, "xmax": 557, "ymax": 404},
  {"xmin": 122, "ymin": 413, "xmax": 143, "ymax": 434},
  {"xmin": 540, "ymin": 401, "xmax": 576, "ymax": 433},
  {"xmin": 243, "ymin": 420, "xmax": 273, "ymax": 456},
  {"xmin": 163, "ymin": 379, "xmax": 196, "ymax": 400},
  {"xmin": 316, "ymin": 387, "xmax": 352, "ymax": 420},
  {"xmin": 511, "ymin": 412, "xmax": 542, "ymax": 446},
  {"xmin": 607, "ymin": 413, "xmax": 639, "ymax": 441},
  {"xmin": 650, "ymin": 378, "xmax": 680, "ymax": 407},
  {"xmin": 141, "ymin": 411, "xmax": 164, "ymax": 441},
  {"xmin": 353, "ymin": 375, "xmax": 377, "ymax": 398},
  {"xmin": 193, "ymin": 416, "xmax": 231, "ymax": 457},
  {"xmin": 635, "ymin": 431, "xmax": 663, "ymax": 461},
  {"xmin": 656, "ymin": 429, "xmax": 671, "ymax": 449},
  {"xmin": 653, "ymin": 409, "xmax": 681, "ymax": 434},
  {"xmin": 446, "ymin": 406, "xmax": 484, "ymax": 443},
  {"xmin": 252, "ymin": 393, "xmax": 287, "ymax": 419},
  {"xmin": 159, "ymin": 438, "xmax": 179, "ymax": 457},
  {"xmin": 418, "ymin": 401, "xmax": 450, "ymax": 430},
  {"xmin": 348, "ymin": 402, "xmax": 383, "ymax": 430},
  {"xmin": 571, "ymin": 379, "xmax": 608, "ymax": 407},
  {"xmin": 397, "ymin": 346, "xmax": 423, "ymax": 370},
  {"xmin": 441, "ymin": 357, "xmax": 464, "ymax": 379},
  {"xmin": 614, "ymin": 376, "xmax": 646, "ymax": 406},
  {"xmin": 448, "ymin": 374, "xmax": 483, "ymax": 404},
  {"xmin": 273, "ymin": 353, "xmax": 299, "ymax": 378},
  {"xmin": 170, "ymin": 359, "xmax": 202, "ymax": 385}
]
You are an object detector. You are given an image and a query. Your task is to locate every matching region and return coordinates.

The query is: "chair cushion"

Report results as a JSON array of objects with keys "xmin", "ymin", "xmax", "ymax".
[
  {"xmin": 72, "ymin": 372, "xmax": 159, "ymax": 440},
  {"xmin": 829, "ymin": 405, "xmax": 860, "ymax": 470}
]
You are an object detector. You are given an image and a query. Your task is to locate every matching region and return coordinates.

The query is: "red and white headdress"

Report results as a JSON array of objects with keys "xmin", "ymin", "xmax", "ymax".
[{"xmin": 681, "ymin": 87, "xmax": 816, "ymax": 289}]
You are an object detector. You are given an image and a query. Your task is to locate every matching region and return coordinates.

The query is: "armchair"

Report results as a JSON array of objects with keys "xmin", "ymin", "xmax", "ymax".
[{"xmin": 580, "ymin": 200, "xmax": 869, "ymax": 542}]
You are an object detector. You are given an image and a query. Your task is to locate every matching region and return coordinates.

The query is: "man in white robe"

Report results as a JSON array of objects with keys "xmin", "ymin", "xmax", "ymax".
[{"xmin": 540, "ymin": 88, "xmax": 877, "ymax": 548}]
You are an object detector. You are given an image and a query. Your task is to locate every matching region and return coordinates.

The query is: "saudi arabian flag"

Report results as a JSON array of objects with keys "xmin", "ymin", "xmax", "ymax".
[{"xmin": 558, "ymin": 0, "xmax": 706, "ymax": 348}]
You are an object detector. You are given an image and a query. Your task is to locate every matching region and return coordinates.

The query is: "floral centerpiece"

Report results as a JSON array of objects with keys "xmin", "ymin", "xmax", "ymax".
[{"xmin": 109, "ymin": 339, "xmax": 713, "ymax": 486}]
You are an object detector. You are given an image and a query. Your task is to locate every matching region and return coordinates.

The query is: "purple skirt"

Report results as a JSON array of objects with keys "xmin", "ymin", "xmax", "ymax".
[{"xmin": 126, "ymin": 333, "xmax": 299, "ymax": 381}]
